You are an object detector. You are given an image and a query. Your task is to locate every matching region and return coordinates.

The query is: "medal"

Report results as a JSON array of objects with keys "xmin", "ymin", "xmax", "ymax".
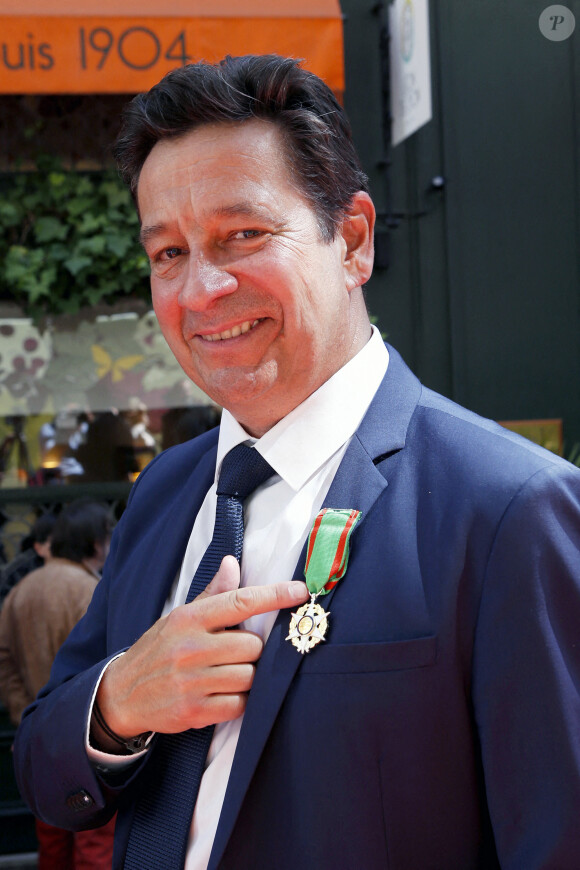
[
  {"xmin": 286, "ymin": 508, "xmax": 361, "ymax": 654},
  {"xmin": 286, "ymin": 595, "xmax": 329, "ymax": 654}
]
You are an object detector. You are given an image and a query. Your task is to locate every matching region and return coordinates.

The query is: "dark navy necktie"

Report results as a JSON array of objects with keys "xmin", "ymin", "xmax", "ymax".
[{"xmin": 123, "ymin": 444, "xmax": 275, "ymax": 869}]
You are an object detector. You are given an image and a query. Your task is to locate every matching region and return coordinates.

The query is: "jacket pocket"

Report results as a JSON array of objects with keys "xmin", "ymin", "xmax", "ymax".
[{"xmin": 298, "ymin": 634, "xmax": 437, "ymax": 674}]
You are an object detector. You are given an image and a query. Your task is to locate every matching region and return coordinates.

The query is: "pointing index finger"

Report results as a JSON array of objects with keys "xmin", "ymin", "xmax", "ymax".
[{"xmin": 194, "ymin": 581, "xmax": 309, "ymax": 630}]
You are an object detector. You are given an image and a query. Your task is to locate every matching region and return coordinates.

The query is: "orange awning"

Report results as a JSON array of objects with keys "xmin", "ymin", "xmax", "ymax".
[{"xmin": 0, "ymin": 0, "xmax": 344, "ymax": 95}]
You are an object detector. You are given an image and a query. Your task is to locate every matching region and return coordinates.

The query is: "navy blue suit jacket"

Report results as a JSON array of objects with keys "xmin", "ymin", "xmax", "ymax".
[{"xmin": 14, "ymin": 346, "xmax": 580, "ymax": 869}]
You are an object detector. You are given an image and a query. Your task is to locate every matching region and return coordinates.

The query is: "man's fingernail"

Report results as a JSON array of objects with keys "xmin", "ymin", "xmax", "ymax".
[{"xmin": 290, "ymin": 581, "xmax": 308, "ymax": 599}]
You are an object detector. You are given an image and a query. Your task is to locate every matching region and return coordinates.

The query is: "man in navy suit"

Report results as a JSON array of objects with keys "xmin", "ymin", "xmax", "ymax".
[{"xmin": 14, "ymin": 55, "xmax": 580, "ymax": 869}]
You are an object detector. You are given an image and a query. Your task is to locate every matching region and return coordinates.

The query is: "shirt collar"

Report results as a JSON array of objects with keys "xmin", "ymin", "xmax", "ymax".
[{"xmin": 217, "ymin": 325, "xmax": 388, "ymax": 491}]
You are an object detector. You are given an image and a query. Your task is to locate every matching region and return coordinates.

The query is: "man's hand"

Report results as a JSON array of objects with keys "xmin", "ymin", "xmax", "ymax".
[{"xmin": 94, "ymin": 556, "xmax": 308, "ymax": 743}]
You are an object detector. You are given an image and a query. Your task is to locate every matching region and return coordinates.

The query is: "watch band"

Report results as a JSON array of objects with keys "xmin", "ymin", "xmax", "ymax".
[{"xmin": 93, "ymin": 699, "xmax": 153, "ymax": 755}]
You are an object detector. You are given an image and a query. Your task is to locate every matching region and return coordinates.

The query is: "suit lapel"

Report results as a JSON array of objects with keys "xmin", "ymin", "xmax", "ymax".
[
  {"xmin": 208, "ymin": 345, "xmax": 422, "ymax": 868},
  {"xmin": 114, "ymin": 442, "xmax": 218, "ymax": 642},
  {"xmin": 151, "ymin": 454, "xmax": 217, "ymax": 621}
]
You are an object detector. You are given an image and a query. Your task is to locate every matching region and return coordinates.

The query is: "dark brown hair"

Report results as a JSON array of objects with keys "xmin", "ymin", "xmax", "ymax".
[
  {"xmin": 50, "ymin": 499, "xmax": 112, "ymax": 564},
  {"xmin": 113, "ymin": 54, "xmax": 368, "ymax": 241}
]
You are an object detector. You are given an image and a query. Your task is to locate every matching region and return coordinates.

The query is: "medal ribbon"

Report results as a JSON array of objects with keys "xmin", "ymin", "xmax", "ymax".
[{"xmin": 304, "ymin": 508, "xmax": 362, "ymax": 596}]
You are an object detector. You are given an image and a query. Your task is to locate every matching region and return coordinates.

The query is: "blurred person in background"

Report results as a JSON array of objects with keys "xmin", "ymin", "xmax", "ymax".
[
  {"xmin": 122, "ymin": 397, "xmax": 158, "ymax": 475},
  {"xmin": 161, "ymin": 403, "xmax": 221, "ymax": 450},
  {"xmin": 0, "ymin": 499, "xmax": 115, "ymax": 870},
  {"xmin": 0, "ymin": 512, "xmax": 56, "ymax": 610},
  {"xmin": 72, "ymin": 411, "xmax": 139, "ymax": 483}
]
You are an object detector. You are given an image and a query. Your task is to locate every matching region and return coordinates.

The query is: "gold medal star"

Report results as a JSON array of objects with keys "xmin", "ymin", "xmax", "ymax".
[{"xmin": 286, "ymin": 597, "xmax": 330, "ymax": 654}]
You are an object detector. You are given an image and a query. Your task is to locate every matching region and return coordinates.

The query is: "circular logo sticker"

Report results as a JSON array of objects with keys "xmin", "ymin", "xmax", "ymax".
[{"xmin": 539, "ymin": 5, "xmax": 576, "ymax": 41}]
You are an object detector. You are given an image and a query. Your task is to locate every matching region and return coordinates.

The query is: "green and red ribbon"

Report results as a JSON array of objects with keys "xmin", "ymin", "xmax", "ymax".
[{"xmin": 304, "ymin": 508, "xmax": 362, "ymax": 596}]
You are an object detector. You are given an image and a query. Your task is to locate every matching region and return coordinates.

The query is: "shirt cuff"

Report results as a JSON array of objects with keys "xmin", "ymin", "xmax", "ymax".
[{"xmin": 85, "ymin": 652, "xmax": 155, "ymax": 771}]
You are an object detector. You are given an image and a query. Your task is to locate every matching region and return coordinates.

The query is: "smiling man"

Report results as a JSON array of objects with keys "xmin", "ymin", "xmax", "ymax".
[
  {"xmin": 137, "ymin": 118, "xmax": 373, "ymax": 434},
  {"xmin": 14, "ymin": 55, "xmax": 580, "ymax": 870}
]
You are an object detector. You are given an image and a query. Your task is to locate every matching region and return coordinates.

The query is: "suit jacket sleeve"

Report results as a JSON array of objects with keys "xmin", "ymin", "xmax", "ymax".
[
  {"xmin": 472, "ymin": 463, "xmax": 580, "ymax": 869},
  {"xmin": 13, "ymin": 431, "xmax": 218, "ymax": 832},
  {"xmin": 13, "ymin": 515, "xmax": 147, "ymax": 830}
]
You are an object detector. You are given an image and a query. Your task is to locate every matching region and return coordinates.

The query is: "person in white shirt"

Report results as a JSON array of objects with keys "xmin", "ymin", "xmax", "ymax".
[{"xmin": 14, "ymin": 55, "xmax": 580, "ymax": 870}]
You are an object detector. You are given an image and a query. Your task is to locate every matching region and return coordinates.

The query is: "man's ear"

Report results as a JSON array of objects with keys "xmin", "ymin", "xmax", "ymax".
[{"xmin": 340, "ymin": 192, "xmax": 376, "ymax": 292}]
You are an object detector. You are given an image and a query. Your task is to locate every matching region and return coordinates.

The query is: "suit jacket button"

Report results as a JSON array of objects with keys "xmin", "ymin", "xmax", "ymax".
[{"xmin": 66, "ymin": 789, "xmax": 95, "ymax": 811}]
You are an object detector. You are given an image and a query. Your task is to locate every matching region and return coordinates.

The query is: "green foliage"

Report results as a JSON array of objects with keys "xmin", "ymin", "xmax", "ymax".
[
  {"xmin": 567, "ymin": 443, "xmax": 580, "ymax": 467},
  {"xmin": 0, "ymin": 156, "xmax": 151, "ymax": 320}
]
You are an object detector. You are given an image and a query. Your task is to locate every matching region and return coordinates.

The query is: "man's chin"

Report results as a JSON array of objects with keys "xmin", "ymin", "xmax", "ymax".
[{"xmin": 195, "ymin": 360, "xmax": 280, "ymax": 409}]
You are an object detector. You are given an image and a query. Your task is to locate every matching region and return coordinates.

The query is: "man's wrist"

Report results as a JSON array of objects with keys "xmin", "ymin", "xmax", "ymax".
[{"xmin": 91, "ymin": 699, "xmax": 153, "ymax": 755}]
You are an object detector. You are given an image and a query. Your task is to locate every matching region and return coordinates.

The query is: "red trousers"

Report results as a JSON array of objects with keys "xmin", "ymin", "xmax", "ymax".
[{"xmin": 35, "ymin": 814, "xmax": 116, "ymax": 870}]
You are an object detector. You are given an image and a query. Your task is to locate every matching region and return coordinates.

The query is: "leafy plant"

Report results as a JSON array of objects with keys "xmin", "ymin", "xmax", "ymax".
[{"xmin": 0, "ymin": 156, "xmax": 151, "ymax": 320}]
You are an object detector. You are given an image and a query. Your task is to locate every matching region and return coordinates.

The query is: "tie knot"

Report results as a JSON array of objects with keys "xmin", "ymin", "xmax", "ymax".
[{"xmin": 216, "ymin": 443, "xmax": 275, "ymax": 501}]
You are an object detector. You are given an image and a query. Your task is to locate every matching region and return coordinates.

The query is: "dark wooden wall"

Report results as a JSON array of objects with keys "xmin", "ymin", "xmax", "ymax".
[{"xmin": 343, "ymin": 0, "xmax": 580, "ymax": 454}]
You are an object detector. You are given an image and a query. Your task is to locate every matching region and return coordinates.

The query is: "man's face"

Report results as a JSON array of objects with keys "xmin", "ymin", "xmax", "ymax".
[{"xmin": 137, "ymin": 119, "xmax": 372, "ymax": 436}]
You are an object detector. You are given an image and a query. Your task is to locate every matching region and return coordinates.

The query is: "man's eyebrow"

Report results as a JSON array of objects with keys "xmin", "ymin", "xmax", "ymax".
[
  {"xmin": 139, "ymin": 224, "xmax": 166, "ymax": 248},
  {"xmin": 210, "ymin": 203, "xmax": 274, "ymax": 222},
  {"xmin": 139, "ymin": 205, "xmax": 282, "ymax": 248}
]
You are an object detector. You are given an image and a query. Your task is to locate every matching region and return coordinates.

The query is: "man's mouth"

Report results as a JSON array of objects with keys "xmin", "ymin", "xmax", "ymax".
[{"xmin": 200, "ymin": 319, "xmax": 261, "ymax": 342}]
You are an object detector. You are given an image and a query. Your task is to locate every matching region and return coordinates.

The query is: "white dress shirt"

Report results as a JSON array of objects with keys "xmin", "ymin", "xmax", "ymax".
[
  {"xmin": 88, "ymin": 326, "xmax": 388, "ymax": 869},
  {"xmin": 178, "ymin": 327, "xmax": 388, "ymax": 869}
]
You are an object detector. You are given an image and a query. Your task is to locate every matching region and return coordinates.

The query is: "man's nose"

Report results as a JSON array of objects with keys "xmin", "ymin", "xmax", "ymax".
[{"xmin": 178, "ymin": 256, "xmax": 238, "ymax": 309}]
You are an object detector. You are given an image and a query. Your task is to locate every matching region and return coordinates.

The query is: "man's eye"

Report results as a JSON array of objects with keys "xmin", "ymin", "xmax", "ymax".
[
  {"xmin": 232, "ymin": 230, "xmax": 262, "ymax": 240},
  {"xmin": 163, "ymin": 247, "xmax": 183, "ymax": 259}
]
